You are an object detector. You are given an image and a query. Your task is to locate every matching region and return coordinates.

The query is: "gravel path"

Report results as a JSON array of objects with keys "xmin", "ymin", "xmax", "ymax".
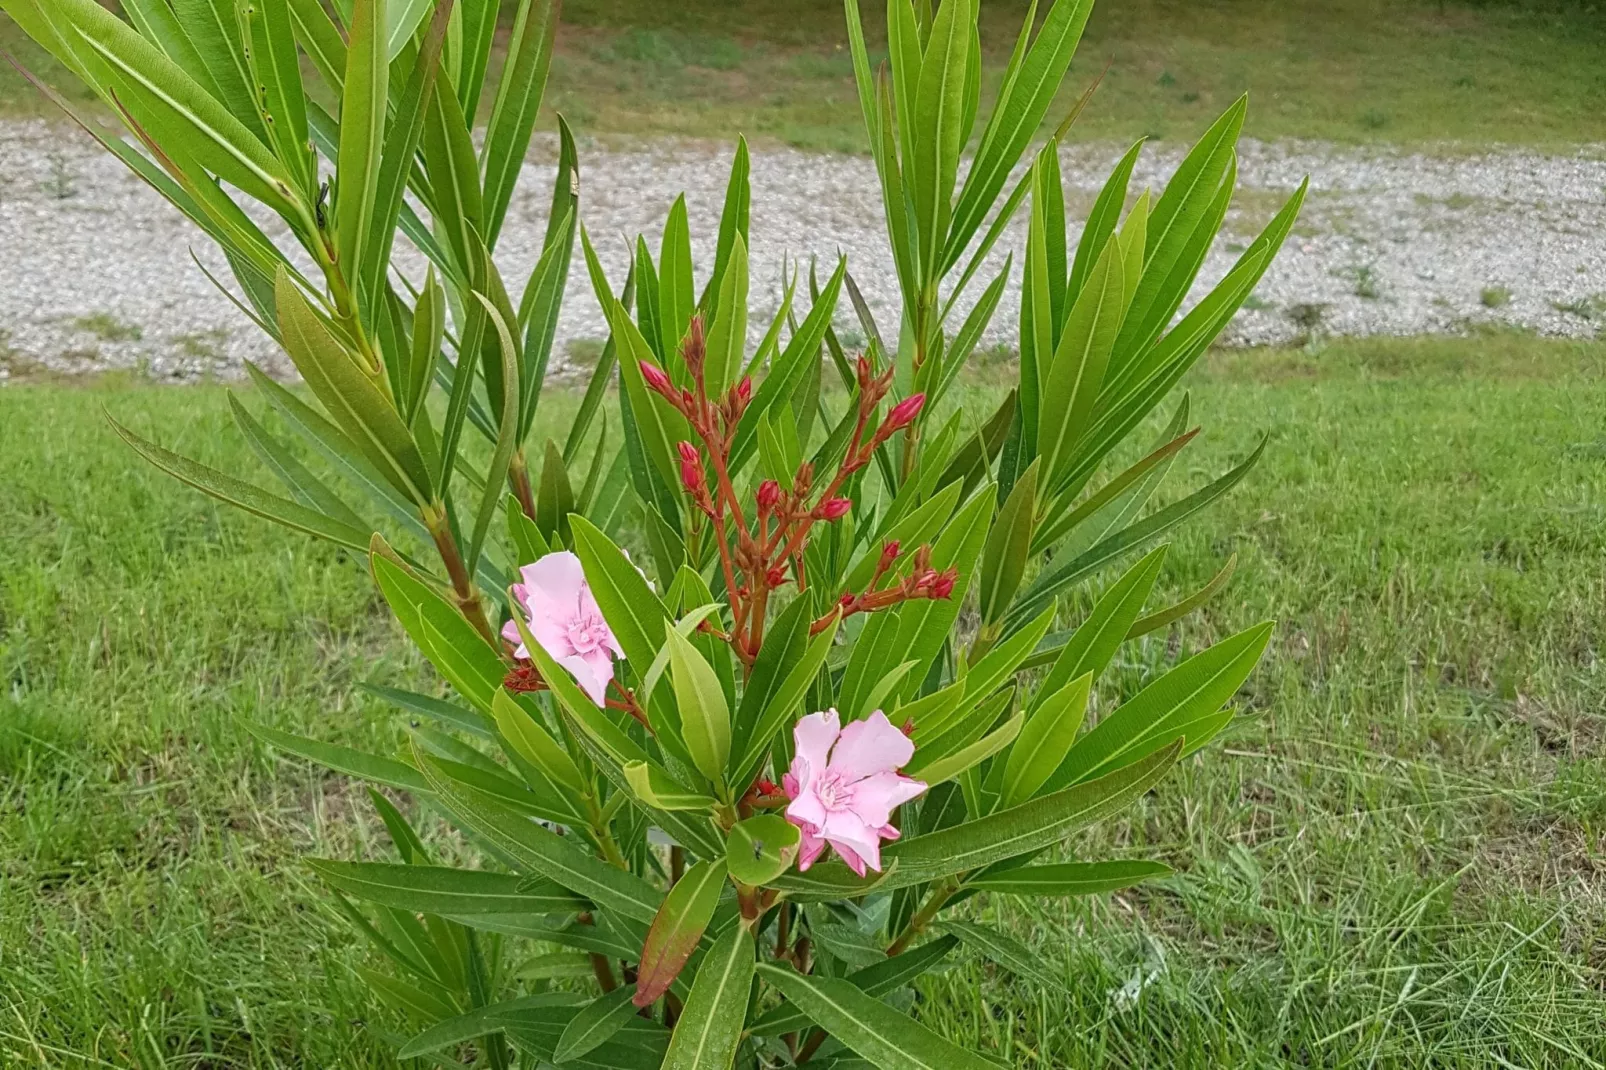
[{"xmin": 1, "ymin": 118, "xmax": 1602, "ymax": 382}]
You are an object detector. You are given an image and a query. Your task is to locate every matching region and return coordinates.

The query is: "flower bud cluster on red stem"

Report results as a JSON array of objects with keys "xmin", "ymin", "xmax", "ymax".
[{"xmin": 641, "ymin": 335, "xmax": 945, "ymax": 667}]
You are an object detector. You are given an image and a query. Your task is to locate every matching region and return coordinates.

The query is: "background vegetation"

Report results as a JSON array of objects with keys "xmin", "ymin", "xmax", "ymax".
[
  {"xmin": 2, "ymin": 0, "xmax": 1604, "ymax": 148},
  {"xmin": 5, "ymin": 333, "xmax": 1606, "ymax": 1065}
]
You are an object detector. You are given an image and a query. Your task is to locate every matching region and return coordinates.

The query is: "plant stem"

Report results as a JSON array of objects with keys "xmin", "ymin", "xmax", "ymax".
[
  {"xmin": 885, "ymin": 878, "xmax": 958, "ymax": 957},
  {"xmin": 422, "ymin": 502, "xmax": 498, "ymax": 647},
  {"xmin": 509, "ymin": 448, "xmax": 538, "ymax": 522}
]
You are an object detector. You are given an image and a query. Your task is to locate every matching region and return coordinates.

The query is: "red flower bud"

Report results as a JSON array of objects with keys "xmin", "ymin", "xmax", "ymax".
[
  {"xmin": 838, "ymin": 591, "xmax": 856, "ymax": 609},
  {"xmin": 756, "ymin": 479, "xmax": 782, "ymax": 512},
  {"xmin": 677, "ymin": 440, "xmax": 701, "ymax": 466},
  {"xmin": 640, "ymin": 360, "xmax": 673, "ymax": 397},
  {"xmin": 856, "ymin": 355, "xmax": 873, "ymax": 386},
  {"xmin": 878, "ymin": 540, "xmax": 901, "ymax": 570},
  {"xmin": 931, "ymin": 568, "xmax": 958, "ymax": 600},
  {"xmin": 680, "ymin": 460, "xmax": 702, "ymax": 493},
  {"xmin": 900, "ymin": 717, "xmax": 916, "ymax": 737},
  {"xmin": 756, "ymin": 777, "xmax": 778, "ymax": 796},
  {"xmin": 817, "ymin": 497, "xmax": 852, "ymax": 521},
  {"xmin": 766, "ymin": 565, "xmax": 789, "ymax": 588},
  {"xmin": 736, "ymin": 376, "xmax": 753, "ymax": 405},
  {"xmin": 884, "ymin": 392, "xmax": 926, "ymax": 432}
]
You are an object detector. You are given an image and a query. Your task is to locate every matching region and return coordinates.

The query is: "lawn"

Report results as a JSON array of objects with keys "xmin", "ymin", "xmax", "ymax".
[
  {"xmin": 2, "ymin": 0, "xmax": 1604, "ymax": 150},
  {"xmin": 4, "ymin": 332, "xmax": 1605, "ymax": 1066}
]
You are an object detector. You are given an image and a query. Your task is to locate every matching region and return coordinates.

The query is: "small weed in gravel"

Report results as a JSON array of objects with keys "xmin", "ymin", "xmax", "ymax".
[
  {"xmin": 1552, "ymin": 293, "xmax": 1606, "ymax": 320},
  {"xmin": 1482, "ymin": 286, "xmax": 1513, "ymax": 308},
  {"xmin": 73, "ymin": 312, "xmax": 143, "ymax": 342}
]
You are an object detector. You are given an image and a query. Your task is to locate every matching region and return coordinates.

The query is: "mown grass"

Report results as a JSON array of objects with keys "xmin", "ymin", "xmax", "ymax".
[
  {"xmin": 3, "ymin": 332, "xmax": 1605, "ymax": 1065},
  {"xmin": 2, "ymin": 0, "xmax": 1604, "ymax": 150}
]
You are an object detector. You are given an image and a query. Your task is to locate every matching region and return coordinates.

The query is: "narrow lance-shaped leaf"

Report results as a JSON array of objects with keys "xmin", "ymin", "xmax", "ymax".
[
  {"xmin": 661, "ymin": 926, "xmax": 755, "ymax": 1070},
  {"xmin": 634, "ymin": 860, "xmax": 727, "ymax": 1008},
  {"xmin": 977, "ymin": 457, "xmax": 1037, "ymax": 626},
  {"xmin": 702, "ymin": 232, "xmax": 748, "ymax": 394},
  {"xmin": 1000, "ymin": 671, "xmax": 1091, "ymax": 807},
  {"xmin": 482, "ymin": 0, "xmax": 559, "ymax": 248},
  {"xmin": 755, "ymin": 960, "xmax": 998, "ymax": 1070},
  {"xmin": 335, "ymin": 0, "xmax": 388, "ymax": 286},
  {"xmin": 667, "ymin": 625, "xmax": 732, "ymax": 786}
]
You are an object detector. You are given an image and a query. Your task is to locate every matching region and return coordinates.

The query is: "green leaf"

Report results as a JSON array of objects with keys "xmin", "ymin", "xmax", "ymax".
[
  {"xmin": 535, "ymin": 437, "xmax": 575, "ymax": 546},
  {"xmin": 363, "ymin": 682, "xmax": 492, "ymax": 739},
  {"xmin": 335, "ymin": 0, "xmax": 387, "ymax": 282},
  {"xmin": 942, "ymin": 920, "xmax": 1064, "ymax": 991},
  {"xmin": 748, "ymin": 934, "xmax": 958, "ymax": 1036},
  {"xmin": 107, "ymin": 413, "xmax": 372, "ymax": 552},
  {"xmin": 360, "ymin": 5, "xmax": 447, "ymax": 320},
  {"xmin": 667, "ymin": 625, "xmax": 732, "ymax": 785},
  {"xmin": 518, "ymin": 207, "xmax": 577, "ymax": 438},
  {"xmin": 1001, "ymin": 671, "xmax": 1090, "ymax": 807},
  {"xmin": 1128, "ymin": 553, "xmax": 1237, "ymax": 640},
  {"xmin": 239, "ymin": 0, "xmax": 313, "ymax": 196},
  {"xmin": 1032, "ymin": 422, "xmax": 1197, "ymax": 554},
  {"xmin": 910, "ymin": 0, "xmax": 972, "ymax": 283},
  {"xmin": 466, "ymin": 294, "xmax": 522, "ymax": 570},
  {"xmin": 635, "ymin": 860, "xmax": 728, "ymax": 1008},
  {"xmin": 570, "ymin": 514, "xmax": 673, "ymax": 674},
  {"xmin": 1069, "ymin": 138, "xmax": 1143, "ymax": 306},
  {"xmin": 726, "ymin": 814, "xmax": 801, "ymax": 886},
  {"xmin": 977, "ymin": 458, "xmax": 1036, "ymax": 625},
  {"xmin": 1117, "ymin": 96, "xmax": 1246, "ymax": 359},
  {"xmin": 888, "ymin": 740, "xmax": 1181, "ymax": 886},
  {"xmin": 275, "ymin": 271, "xmax": 432, "ymax": 504},
  {"xmin": 732, "ymin": 598, "xmax": 809, "ymax": 771},
  {"xmin": 1046, "ymin": 621, "xmax": 1271, "ymax": 791},
  {"xmin": 244, "ymin": 720, "xmax": 428, "ymax": 793},
  {"xmin": 623, "ymin": 761, "xmax": 718, "ymax": 812},
  {"xmin": 397, "ymin": 994, "xmax": 586, "ymax": 1059},
  {"xmin": 1034, "ymin": 545, "xmax": 1166, "ymax": 697},
  {"xmin": 658, "ymin": 195, "xmax": 695, "ymax": 363},
  {"xmin": 914, "ymin": 707, "xmax": 1022, "ymax": 786},
  {"xmin": 946, "ymin": 0, "xmax": 1094, "ymax": 268},
  {"xmin": 47, "ymin": 0, "xmax": 293, "ymax": 213},
  {"xmin": 309, "ymin": 860, "xmax": 584, "ymax": 914},
  {"xmin": 228, "ymin": 393, "xmax": 365, "ymax": 528},
  {"xmin": 553, "ymin": 987, "xmax": 640, "ymax": 1064},
  {"xmin": 371, "ymin": 554, "xmax": 505, "ymax": 712},
  {"xmin": 1037, "ymin": 232, "xmax": 1126, "ymax": 489},
  {"xmin": 417, "ymin": 748, "xmax": 662, "ymax": 923},
  {"xmin": 173, "ymin": 0, "xmax": 260, "ymax": 132},
  {"xmin": 1010, "ymin": 442, "xmax": 1264, "ymax": 631},
  {"xmin": 701, "ymin": 136, "xmax": 751, "ymax": 318},
  {"xmin": 732, "ymin": 610, "xmax": 838, "ymax": 790},
  {"xmin": 481, "ymin": 0, "xmax": 558, "ymax": 248},
  {"xmin": 755, "ymin": 960, "xmax": 996, "ymax": 1070},
  {"xmin": 286, "ymin": 0, "xmax": 346, "ymax": 93},
  {"xmin": 703, "ymin": 233, "xmax": 748, "ymax": 394},
  {"xmin": 885, "ymin": 486, "xmax": 995, "ymax": 702},
  {"xmin": 966, "ymin": 858, "xmax": 1170, "ymax": 896},
  {"xmin": 491, "ymin": 690, "xmax": 583, "ymax": 794},
  {"xmin": 661, "ymin": 925, "xmax": 755, "ymax": 1070}
]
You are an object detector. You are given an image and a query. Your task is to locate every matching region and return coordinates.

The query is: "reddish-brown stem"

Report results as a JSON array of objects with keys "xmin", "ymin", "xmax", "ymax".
[
  {"xmin": 606, "ymin": 681, "xmax": 650, "ymax": 731},
  {"xmin": 509, "ymin": 449, "xmax": 538, "ymax": 522},
  {"xmin": 423, "ymin": 504, "xmax": 498, "ymax": 648}
]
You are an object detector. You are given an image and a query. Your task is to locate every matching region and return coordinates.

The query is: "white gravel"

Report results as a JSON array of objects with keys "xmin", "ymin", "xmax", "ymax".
[{"xmin": 1, "ymin": 118, "xmax": 1602, "ymax": 383}]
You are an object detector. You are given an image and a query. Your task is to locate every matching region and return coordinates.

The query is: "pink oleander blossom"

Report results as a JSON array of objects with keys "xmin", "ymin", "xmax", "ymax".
[
  {"xmin": 782, "ymin": 709, "xmax": 927, "ymax": 876},
  {"xmin": 502, "ymin": 551, "xmax": 623, "ymax": 706}
]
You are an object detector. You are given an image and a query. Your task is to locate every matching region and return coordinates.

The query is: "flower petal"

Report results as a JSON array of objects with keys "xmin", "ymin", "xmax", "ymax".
[
  {"xmin": 796, "ymin": 828, "xmax": 828, "ymax": 872},
  {"xmin": 821, "ymin": 809, "xmax": 883, "ymax": 873},
  {"xmin": 785, "ymin": 788, "xmax": 828, "ymax": 833},
  {"xmin": 557, "ymin": 652, "xmax": 608, "ymax": 706},
  {"xmin": 521, "ymin": 551, "xmax": 588, "ymax": 617},
  {"xmin": 846, "ymin": 772, "xmax": 927, "ymax": 829},
  {"xmin": 833, "ymin": 839, "xmax": 868, "ymax": 877},
  {"xmin": 501, "ymin": 618, "xmax": 529, "ymax": 659},
  {"xmin": 792, "ymin": 709, "xmax": 841, "ymax": 793},
  {"xmin": 828, "ymin": 710, "xmax": 914, "ymax": 782}
]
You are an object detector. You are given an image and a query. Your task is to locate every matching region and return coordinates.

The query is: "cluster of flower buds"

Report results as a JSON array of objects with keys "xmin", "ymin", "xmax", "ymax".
[
  {"xmin": 502, "ymin": 660, "xmax": 547, "ymax": 694},
  {"xmin": 639, "ymin": 316, "xmax": 754, "ymax": 445},
  {"xmin": 815, "ymin": 542, "xmax": 958, "ymax": 633}
]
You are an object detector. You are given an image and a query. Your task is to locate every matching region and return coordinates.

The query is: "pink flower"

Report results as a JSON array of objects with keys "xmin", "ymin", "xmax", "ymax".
[
  {"xmin": 502, "ymin": 551, "xmax": 623, "ymax": 706},
  {"xmin": 782, "ymin": 709, "xmax": 927, "ymax": 877}
]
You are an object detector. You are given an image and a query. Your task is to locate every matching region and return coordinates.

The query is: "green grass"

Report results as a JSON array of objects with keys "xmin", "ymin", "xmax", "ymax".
[
  {"xmin": 3, "ymin": 0, "xmax": 1604, "ymax": 150},
  {"xmin": 4, "ymin": 332, "xmax": 1606, "ymax": 1064}
]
